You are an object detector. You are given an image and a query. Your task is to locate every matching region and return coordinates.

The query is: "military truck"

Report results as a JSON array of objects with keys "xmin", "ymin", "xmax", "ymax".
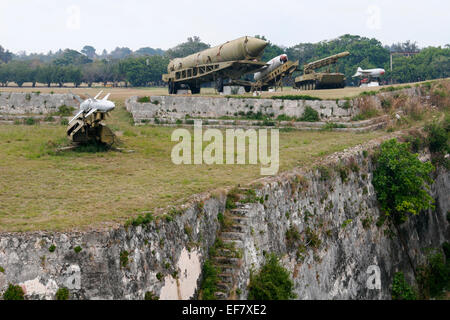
[
  {"xmin": 162, "ymin": 36, "xmax": 268, "ymax": 94},
  {"xmin": 293, "ymin": 52, "xmax": 350, "ymax": 90}
]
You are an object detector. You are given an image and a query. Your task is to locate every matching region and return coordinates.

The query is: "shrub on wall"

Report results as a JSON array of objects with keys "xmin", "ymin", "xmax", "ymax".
[
  {"xmin": 3, "ymin": 284, "xmax": 25, "ymax": 300},
  {"xmin": 391, "ymin": 272, "xmax": 417, "ymax": 300},
  {"xmin": 248, "ymin": 254, "xmax": 296, "ymax": 300},
  {"xmin": 373, "ymin": 139, "xmax": 434, "ymax": 224}
]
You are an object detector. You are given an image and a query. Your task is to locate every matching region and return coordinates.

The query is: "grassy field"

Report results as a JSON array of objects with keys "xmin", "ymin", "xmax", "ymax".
[
  {"xmin": 1, "ymin": 79, "xmax": 446, "ymax": 232},
  {"xmin": 0, "ymin": 98, "xmax": 393, "ymax": 232}
]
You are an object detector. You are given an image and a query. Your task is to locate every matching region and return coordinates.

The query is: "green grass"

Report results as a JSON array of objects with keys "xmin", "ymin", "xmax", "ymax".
[{"xmin": 0, "ymin": 100, "xmax": 390, "ymax": 232}]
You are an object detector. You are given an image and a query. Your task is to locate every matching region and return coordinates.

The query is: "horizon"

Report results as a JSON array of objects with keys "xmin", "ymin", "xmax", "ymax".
[{"xmin": 1, "ymin": 0, "xmax": 449, "ymax": 55}]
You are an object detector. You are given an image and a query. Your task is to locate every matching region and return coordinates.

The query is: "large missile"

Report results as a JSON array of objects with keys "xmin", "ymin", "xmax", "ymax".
[
  {"xmin": 168, "ymin": 36, "xmax": 268, "ymax": 72},
  {"xmin": 254, "ymin": 54, "xmax": 288, "ymax": 81}
]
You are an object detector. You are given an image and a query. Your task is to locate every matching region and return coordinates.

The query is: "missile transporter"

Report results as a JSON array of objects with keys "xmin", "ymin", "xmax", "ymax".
[
  {"xmin": 294, "ymin": 52, "xmax": 350, "ymax": 90},
  {"xmin": 162, "ymin": 36, "xmax": 268, "ymax": 94}
]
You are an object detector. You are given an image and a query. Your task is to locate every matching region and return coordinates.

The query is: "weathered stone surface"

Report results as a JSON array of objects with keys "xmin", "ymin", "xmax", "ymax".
[
  {"xmin": 0, "ymin": 92, "xmax": 79, "ymax": 115},
  {"xmin": 0, "ymin": 194, "xmax": 226, "ymax": 300},
  {"xmin": 231, "ymin": 150, "xmax": 449, "ymax": 300},
  {"xmin": 125, "ymin": 95, "xmax": 356, "ymax": 123},
  {"xmin": 0, "ymin": 136, "xmax": 448, "ymax": 300},
  {"xmin": 125, "ymin": 87, "xmax": 424, "ymax": 126}
]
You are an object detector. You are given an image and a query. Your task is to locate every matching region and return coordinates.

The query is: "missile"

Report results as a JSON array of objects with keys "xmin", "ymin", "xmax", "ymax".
[
  {"xmin": 167, "ymin": 36, "xmax": 268, "ymax": 72},
  {"xmin": 353, "ymin": 67, "xmax": 386, "ymax": 78},
  {"xmin": 69, "ymin": 91, "xmax": 115, "ymax": 124},
  {"xmin": 254, "ymin": 54, "xmax": 288, "ymax": 81}
]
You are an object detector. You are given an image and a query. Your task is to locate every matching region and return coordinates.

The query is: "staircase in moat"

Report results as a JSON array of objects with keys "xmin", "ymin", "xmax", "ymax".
[{"xmin": 211, "ymin": 190, "xmax": 253, "ymax": 300}]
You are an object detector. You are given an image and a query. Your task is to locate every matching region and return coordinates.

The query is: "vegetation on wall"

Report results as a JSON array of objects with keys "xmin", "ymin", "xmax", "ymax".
[
  {"xmin": 373, "ymin": 139, "xmax": 434, "ymax": 224},
  {"xmin": 2, "ymin": 284, "xmax": 25, "ymax": 300},
  {"xmin": 199, "ymin": 259, "xmax": 219, "ymax": 300},
  {"xmin": 247, "ymin": 254, "xmax": 296, "ymax": 300},
  {"xmin": 391, "ymin": 272, "xmax": 417, "ymax": 300}
]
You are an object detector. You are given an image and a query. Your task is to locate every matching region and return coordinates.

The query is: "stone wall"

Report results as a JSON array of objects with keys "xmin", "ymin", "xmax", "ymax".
[
  {"xmin": 125, "ymin": 86, "xmax": 424, "ymax": 125},
  {"xmin": 0, "ymin": 137, "xmax": 448, "ymax": 300},
  {"xmin": 0, "ymin": 194, "xmax": 226, "ymax": 300},
  {"xmin": 125, "ymin": 96, "xmax": 357, "ymax": 123},
  {"xmin": 0, "ymin": 92, "xmax": 79, "ymax": 115},
  {"xmin": 230, "ymin": 148, "xmax": 449, "ymax": 299}
]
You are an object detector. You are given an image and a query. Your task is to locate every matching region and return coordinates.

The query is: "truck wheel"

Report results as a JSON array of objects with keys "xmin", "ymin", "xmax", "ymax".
[
  {"xmin": 190, "ymin": 84, "xmax": 201, "ymax": 94},
  {"xmin": 216, "ymin": 77, "xmax": 224, "ymax": 93},
  {"xmin": 169, "ymin": 80, "xmax": 174, "ymax": 94}
]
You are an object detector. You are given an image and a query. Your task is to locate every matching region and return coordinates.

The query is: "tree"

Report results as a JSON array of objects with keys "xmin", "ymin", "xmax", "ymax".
[
  {"xmin": 81, "ymin": 45, "xmax": 97, "ymax": 59},
  {"xmin": 0, "ymin": 45, "xmax": 13, "ymax": 64},
  {"xmin": 65, "ymin": 66, "xmax": 83, "ymax": 87},
  {"xmin": 134, "ymin": 47, "xmax": 165, "ymax": 57},
  {"xmin": 8, "ymin": 61, "xmax": 29, "ymax": 87},
  {"xmin": 373, "ymin": 139, "xmax": 434, "ymax": 224},
  {"xmin": 109, "ymin": 47, "xmax": 133, "ymax": 60},
  {"xmin": 165, "ymin": 36, "xmax": 210, "ymax": 59},
  {"xmin": 37, "ymin": 64, "xmax": 55, "ymax": 87},
  {"xmin": 53, "ymin": 49, "xmax": 92, "ymax": 66},
  {"xmin": 0, "ymin": 63, "xmax": 10, "ymax": 86},
  {"xmin": 82, "ymin": 63, "xmax": 102, "ymax": 87}
]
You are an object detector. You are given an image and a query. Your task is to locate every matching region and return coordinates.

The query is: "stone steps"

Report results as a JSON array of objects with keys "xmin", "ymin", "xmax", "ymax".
[
  {"xmin": 213, "ymin": 257, "xmax": 241, "ymax": 266},
  {"xmin": 133, "ymin": 116, "xmax": 389, "ymax": 133},
  {"xmin": 221, "ymin": 232, "xmax": 245, "ymax": 241},
  {"xmin": 214, "ymin": 292, "xmax": 228, "ymax": 300},
  {"xmin": 230, "ymin": 216, "xmax": 249, "ymax": 225},
  {"xmin": 215, "ymin": 264, "xmax": 238, "ymax": 274},
  {"xmin": 222, "ymin": 238, "xmax": 244, "ymax": 249},
  {"xmin": 218, "ymin": 273, "xmax": 234, "ymax": 283}
]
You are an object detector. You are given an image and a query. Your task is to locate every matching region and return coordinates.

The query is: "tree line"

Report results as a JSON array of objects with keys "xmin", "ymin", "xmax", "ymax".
[{"xmin": 0, "ymin": 35, "xmax": 449, "ymax": 88}]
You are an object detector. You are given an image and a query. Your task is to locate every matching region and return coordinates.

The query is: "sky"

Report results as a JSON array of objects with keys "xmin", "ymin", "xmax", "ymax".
[{"xmin": 0, "ymin": 0, "xmax": 449, "ymax": 54}]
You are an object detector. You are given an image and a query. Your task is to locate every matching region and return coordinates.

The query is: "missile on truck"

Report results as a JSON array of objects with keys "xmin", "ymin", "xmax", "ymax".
[
  {"xmin": 293, "ymin": 51, "xmax": 350, "ymax": 90},
  {"xmin": 228, "ymin": 54, "xmax": 299, "ymax": 92},
  {"xmin": 162, "ymin": 36, "xmax": 268, "ymax": 94}
]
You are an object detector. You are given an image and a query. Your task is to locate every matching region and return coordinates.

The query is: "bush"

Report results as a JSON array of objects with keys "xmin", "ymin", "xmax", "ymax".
[
  {"xmin": 55, "ymin": 287, "xmax": 69, "ymax": 300},
  {"xmin": 3, "ymin": 284, "xmax": 25, "ymax": 300},
  {"xmin": 417, "ymin": 250, "xmax": 450, "ymax": 299},
  {"xmin": 144, "ymin": 291, "xmax": 159, "ymax": 300},
  {"xmin": 248, "ymin": 254, "xmax": 296, "ymax": 300},
  {"xmin": 285, "ymin": 226, "xmax": 301, "ymax": 248},
  {"xmin": 299, "ymin": 106, "xmax": 319, "ymax": 122},
  {"xmin": 60, "ymin": 118, "xmax": 69, "ymax": 126},
  {"xmin": 57, "ymin": 105, "xmax": 75, "ymax": 116},
  {"xmin": 425, "ymin": 122, "xmax": 449, "ymax": 154},
  {"xmin": 199, "ymin": 260, "xmax": 219, "ymax": 300},
  {"xmin": 137, "ymin": 96, "xmax": 151, "ymax": 103},
  {"xmin": 74, "ymin": 246, "xmax": 82, "ymax": 253},
  {"xmin": 391, "ymin": 272, "xmax": 416, "ymax": 300},
  {"xmin": 120, "ymin": 251, "xmax": 129, "ymax": 268},
  {"xmin": 25, "ymin": 117, "xmax": 36, "ymax": 125},
  {"xmin": 373, "ymin": 139, "xmax": 434, "ymax": 224},
  {"xmin": 49, "ymin": 245, "xmax": 56, "ymax": 252}
]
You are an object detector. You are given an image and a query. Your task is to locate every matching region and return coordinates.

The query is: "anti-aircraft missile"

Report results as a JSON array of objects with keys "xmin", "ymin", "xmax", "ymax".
[{"xmin": 254, "ymin": 54, "xmax": 288, "ymax": 81}]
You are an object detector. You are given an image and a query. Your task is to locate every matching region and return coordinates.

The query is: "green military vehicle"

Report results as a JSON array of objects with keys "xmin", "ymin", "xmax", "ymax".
[{"xmin": 293, "ymin": 51, "xmax": 350, "ymax": 90}]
